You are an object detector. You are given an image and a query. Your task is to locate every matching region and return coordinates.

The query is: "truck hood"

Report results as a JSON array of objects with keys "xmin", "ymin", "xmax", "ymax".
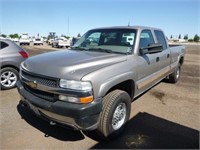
[{"xmin": 23, "ymin": 50, "xmax": 127, "ymax": 80}]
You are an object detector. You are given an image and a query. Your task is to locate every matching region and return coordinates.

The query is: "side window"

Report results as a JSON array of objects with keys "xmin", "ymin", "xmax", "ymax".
[
  {"xmin": 0, "ymin": 41, "xmax": 9, "ymax": 49},
  {"xmin": 139, "ymin": 30, "xmax": 155, "ymax": 49},
  {"xmin": 154, "ymin": 30, "xmax": 167, "ymax": 50}
]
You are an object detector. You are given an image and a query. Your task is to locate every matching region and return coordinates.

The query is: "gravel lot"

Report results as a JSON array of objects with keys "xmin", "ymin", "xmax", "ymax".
[{"xmin": 0, "ymin": 43, "xmax": 199, "ymax": 149}]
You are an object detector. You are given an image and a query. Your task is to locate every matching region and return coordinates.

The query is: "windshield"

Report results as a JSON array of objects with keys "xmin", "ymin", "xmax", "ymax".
[{"xmin": 72, "ymin": 28, "xmax": 136, "ymax": 54}]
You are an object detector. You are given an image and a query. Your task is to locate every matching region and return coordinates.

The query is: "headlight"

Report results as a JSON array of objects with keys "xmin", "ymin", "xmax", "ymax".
[
  {"xmin": 59, "ymin": 79, "xmax": 93, "ymax": 103},
  {"xmin": 59, "ymin": 79, "xmax": 92, "ymax": 91}
]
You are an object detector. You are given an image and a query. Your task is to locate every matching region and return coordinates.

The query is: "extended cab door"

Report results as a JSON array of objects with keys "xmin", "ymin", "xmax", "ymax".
[
  {"xmin": 154, "ymin": 30, "xmax": 171, "ymax": 75},
  {"xmin": 135, "ymin": 29, "xmax": 161, "ymax": 96}
]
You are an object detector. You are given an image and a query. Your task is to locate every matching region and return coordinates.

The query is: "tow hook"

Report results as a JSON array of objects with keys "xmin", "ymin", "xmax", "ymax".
[{"xmin": 50, "ymin": 121, "xmax": 56, "ymax": 126}]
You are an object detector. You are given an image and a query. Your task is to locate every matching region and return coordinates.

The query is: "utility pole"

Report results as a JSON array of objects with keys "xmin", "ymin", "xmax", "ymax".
[{"xmin": 67, "ymin": 16, "xmax": 69, "ymax": 36}]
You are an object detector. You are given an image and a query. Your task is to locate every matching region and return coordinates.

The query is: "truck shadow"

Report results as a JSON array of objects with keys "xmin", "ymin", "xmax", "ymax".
[
  {"xmin": 17, "ymin": 102, "xmax": 85, "ymax": 141},
  {"xmin": 89, "ymin": 112, "xmax": 199, "ymax": 149},
  {"xmin": 17, "ymin": 102, "xmax": 199, "ymax": 149}
]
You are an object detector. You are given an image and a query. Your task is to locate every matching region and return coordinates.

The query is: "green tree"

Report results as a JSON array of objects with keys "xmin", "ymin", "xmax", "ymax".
[
  {"xmin": 64, "ymin": 36, "xmax": 70, "ymax": 39},
  {"xmin": 184, "ymin": 34, "xmax": 188, "ymax": 40},
  {"xmin": 14, "ymin": 33, "xmax": 19, "ymax": 38},
  {"xmin": 77, "ymin": 33, "xmax": 81, "ymax": 37},
  {"xmin": 170, "ymin": 35, "xmax": 173, "ymax": 39},
  {"xmin": 193, "ymin": 34, "xmax": 199, "ymax": 42},
  {"xmin": 9, "ymin": 33, "xmax": 19, "ymax": 38},
  {"xmin": 0, "ymin": 34, "xmax": 7, "ymax": 38},
  {"xmin": 178, "ymin": 34, "xmax": 181, "ymax": 39},
  {"xmin": 188, "ymin": 39, "xmax": 193, "ymax": 42},
  {"xmin": 9, "ymin": 34, "xmax": 14, "ymax": 38}
]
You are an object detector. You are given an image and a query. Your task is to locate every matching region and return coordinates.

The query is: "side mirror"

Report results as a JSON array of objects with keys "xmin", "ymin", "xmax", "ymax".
[{"xmin": 140, "ymin": 43, "xmax": 163, "ymax": 55}]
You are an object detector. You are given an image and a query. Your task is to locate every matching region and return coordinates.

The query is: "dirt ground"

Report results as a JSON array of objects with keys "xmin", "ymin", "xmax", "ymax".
[{"xmin": 0, "ymin": 43, "xmax": 199, "ymax": 149}]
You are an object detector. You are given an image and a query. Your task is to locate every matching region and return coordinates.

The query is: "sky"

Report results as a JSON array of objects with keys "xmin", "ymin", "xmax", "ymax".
[{"xmin": 0, "ymin": 0, "xmax": 199, "ymax": 39}]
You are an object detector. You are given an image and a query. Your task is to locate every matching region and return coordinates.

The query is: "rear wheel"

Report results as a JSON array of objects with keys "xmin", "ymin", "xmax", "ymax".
[
  {"xmin": 97, "ymin": 90, "xmax": 131, "ymax": 138},
  {"xmin": 0, "ymin": 67, "xmax": 19, "ymax": 90},
  {"xmin": 168, "ymin": 63, "xmax": 181, "ymax": 83}
]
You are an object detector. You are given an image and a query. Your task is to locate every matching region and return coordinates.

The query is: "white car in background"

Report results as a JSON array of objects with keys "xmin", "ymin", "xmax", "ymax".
[
  {"xmin": 12, "ymin": 38, "xmax": 19, "ymax": 42},
  {"xmin": 19, "ymin": 33, "xmax": 30, "ymax": 45},
  {"xmin": 33, "ymin": 38, "xmax": 43, "ymax": 45},
  {"xmin": 52, "ymin": 37, "xmax": 71, "ymax": 48}
]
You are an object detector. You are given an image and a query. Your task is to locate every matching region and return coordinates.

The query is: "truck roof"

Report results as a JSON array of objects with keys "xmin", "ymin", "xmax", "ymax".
[{"xmin": 90, "ymin": 26, "xmax": 162, "ymax": 31}]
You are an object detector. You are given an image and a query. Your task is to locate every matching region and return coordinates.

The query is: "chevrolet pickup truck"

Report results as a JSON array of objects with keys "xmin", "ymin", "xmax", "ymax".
[{"xmin": 17, "ymin": 26, "xmax": 185, "ymax": 138}]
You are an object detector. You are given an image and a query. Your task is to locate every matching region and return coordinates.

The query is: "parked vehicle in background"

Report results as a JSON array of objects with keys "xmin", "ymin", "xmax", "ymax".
[
  {"xmin": 19, "ymin": 33, "xmax": 30, "ymax": 45},
  {"xmin": 17, "ymin": 26, "xmax": 185, "ymax": 139},
  {"xmin": 70, "ymin": 37, "xmax": 80, "ymax": 46},
  {"xmin": 12, "ymin": 38, "xmax": 19, "ymax": 42},
  {"xmin": 43, "ymin": 38, "xmax": 47, "ymax": 43},
  {"xmin": 47, "ymin": 32, "xmax": 56, "ymax": 45},
  {"xmin": 52, "ymin": 37, "xmax": 71, "ymax": 48},
  {"xmin": 48, "ymin": 39, "xmax": 54, "ymax": 45},
  {"xmin": 0, "ymin": 39, "xmax": 28, "ymax": 90},
  {"xmin": 33, "ymin": 38, "xmax": 43, "ymax": 45}
]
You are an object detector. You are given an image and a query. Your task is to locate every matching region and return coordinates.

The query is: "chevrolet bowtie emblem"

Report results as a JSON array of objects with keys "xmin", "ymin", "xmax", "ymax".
[{"xmin": 27, "ymin": 81, "xmax": 37, "ymax": 89}]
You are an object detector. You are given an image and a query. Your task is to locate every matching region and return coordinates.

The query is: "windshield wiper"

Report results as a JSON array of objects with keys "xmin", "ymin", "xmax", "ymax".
[
  {"xmin": 88, "ymin": 48, "xmax": 114, "ymax": 53},
  {"xmin": 71, "ymin": 46, "xmax": 88, "ymax": 51},
  {"xmin": 89, "ymin": 48, "xmax": 127, "ymax": 55},
  {"xmin": 72, "ymin": 47, "xmax": 126, "ymax": 54}
]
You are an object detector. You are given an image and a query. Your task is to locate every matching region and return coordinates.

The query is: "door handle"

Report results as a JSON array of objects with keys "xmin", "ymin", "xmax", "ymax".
[
  {"xmin": 167, "ymin": 54, "xmax": 170, "ymax": 58},
  {"xmin": 156, "ymin": 57, "xmax": 160, "ymax": 62}
]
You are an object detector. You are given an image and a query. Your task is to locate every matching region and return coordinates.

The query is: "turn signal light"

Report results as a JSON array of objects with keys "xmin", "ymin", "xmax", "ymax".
[{"xmin": 80, "ymin": 96, "xmax": 93, "ymax": 103}]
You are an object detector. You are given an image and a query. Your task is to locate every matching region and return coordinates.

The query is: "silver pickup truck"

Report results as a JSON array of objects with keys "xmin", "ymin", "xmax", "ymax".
[{"xmin": 17, "ymin": 26, "xmax": 185, "ymax": 138}]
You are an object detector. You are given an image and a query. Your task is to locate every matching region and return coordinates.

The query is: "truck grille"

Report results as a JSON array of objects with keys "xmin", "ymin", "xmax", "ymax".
[
  {"xmin": 21, "ymin": 70, "xmax": 59, "ymax": 102},
  {"xmin": 24, "ymin": 84, "xmax": 57, "ymax": 102},
  {"xmin": 21, "ymin": 70, "xmax": 58, "ymax": 87}
]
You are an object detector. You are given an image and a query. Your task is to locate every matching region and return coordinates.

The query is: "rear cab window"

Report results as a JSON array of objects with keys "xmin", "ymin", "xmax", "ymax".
[
  {"xmin": 0, "ymin": 41, "xmax": 9, "ymax": 49},
  {"xmin": 154, "ymin": 30, "xmax": 167, "ymax": 50}
]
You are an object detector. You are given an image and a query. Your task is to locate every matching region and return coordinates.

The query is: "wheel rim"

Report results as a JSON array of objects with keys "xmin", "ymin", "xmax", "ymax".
[
  {"xmin": 176, "ymin": 67, "xmax": 180, "ymax": 79},
  {"xmin": 112, "ymin": 102, "xmax": 127, "ymax": 130},
  {"xmin": 1, "ymin": 71, "xmax": 17, "ymax": 87}
]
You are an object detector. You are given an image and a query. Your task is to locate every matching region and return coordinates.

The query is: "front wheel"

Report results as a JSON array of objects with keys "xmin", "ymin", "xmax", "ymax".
[
  {"xmin": 0, "ymin": 67, "xmax": 19, "ymax": 90},
  {"xmin": 97, "ymin": 90, "xmax": 131, "ymax": 138}
]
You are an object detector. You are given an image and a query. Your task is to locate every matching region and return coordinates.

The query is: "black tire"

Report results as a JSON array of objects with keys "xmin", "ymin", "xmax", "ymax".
[
  {"xmin": 0, "ymin": 67, "xmax": 19, "ymax": 90},
  {"xmin": 97, "ymin": 90, "xmax": 131, "ymax": 138},
  {"xmin": 168, "ymin": 63, "xmax": 181, "ymax": 83}
]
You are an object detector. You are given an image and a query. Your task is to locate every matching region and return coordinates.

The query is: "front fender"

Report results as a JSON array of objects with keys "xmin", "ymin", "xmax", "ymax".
[{"xmin": 96, "ymin": 71, "xmax": 136, "ymax": 98}]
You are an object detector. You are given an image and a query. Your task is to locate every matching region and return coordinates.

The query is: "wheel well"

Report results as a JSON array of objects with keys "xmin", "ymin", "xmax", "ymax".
[
  {"xmin": 1, "ymin": 65, "xmax": 19, "ymax": 72},
  {"xmin": 179, "ymin": 57, "xmax": 184, "ymax": 66},
  {"xmin": 106, "ymin": 80, "xmax": 135, "ymax": 99}
]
